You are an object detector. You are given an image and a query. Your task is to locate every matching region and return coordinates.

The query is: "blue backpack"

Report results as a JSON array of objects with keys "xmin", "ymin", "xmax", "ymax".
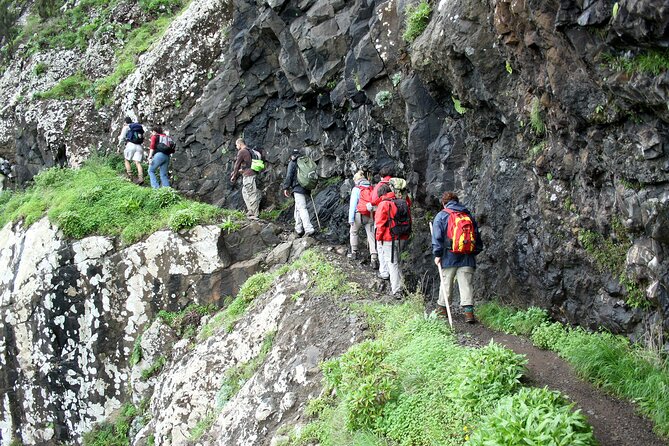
[{"xmin": 126, "ymin": 123, "xmax": 144, "ymax": 144}]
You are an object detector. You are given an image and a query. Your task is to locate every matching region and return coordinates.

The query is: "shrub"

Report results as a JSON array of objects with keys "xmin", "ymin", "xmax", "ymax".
[
  {"xmin": 150, "ymin": 187, "xmax": 181, "ymax": 208},
  {"xmin": 531, "ymin": 321, "xmax": 569, "ymax": 350},
  {"xmin": 83, "ymin": 403, "xmax": 137, "ymax": 446},
  {"xmin": 452, "ymin": 341, "xmax": 526, "ymax": 409},
  {"xmin": 468, "ymin": 387, "xmax": 597, "ymax": 446},
  {"xmin": 168, "ymin": 208, "xmax": 198, "ymax": 231},
  {"xmin": 375, "ymin": 90, "xmax": 392, "ymax": 108},
  {"xmin": 403, "ymin": 0, "xmax": 431, "ymax": 43}
]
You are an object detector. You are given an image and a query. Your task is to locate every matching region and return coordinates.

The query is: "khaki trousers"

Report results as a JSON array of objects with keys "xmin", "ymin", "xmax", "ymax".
[
  {"xmin": 438, "ymin": 266, "xmax": 475, "ymax": 307},
  {"xmin": 242, "ymin": 175, "xmax": 260, "ymax": 217}
]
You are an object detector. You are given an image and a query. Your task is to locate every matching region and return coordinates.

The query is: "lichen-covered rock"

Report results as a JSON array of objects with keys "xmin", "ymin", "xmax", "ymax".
[{"xmin": 0, "ymin": 219, "xmax": 284, "ymax": 444}]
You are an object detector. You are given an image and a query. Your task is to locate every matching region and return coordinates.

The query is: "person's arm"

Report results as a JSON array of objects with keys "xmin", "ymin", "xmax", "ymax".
[
  {"xmin": 348, "ymin": 187, "xmax": 360, "ymax": 224},
  {"xmin": 117, "ymin": 125, "xmax": 128, "ymax": 150},
  {"xmin": 375, "ymin": 201, "xmax": 389, "ymax": 232},
  {"xmin": 432, "ymin": 212, "xmax": 445, "ymax": 265},
  {"xmin": 282, "ymin": 161, "xmax": 295, "ymax": 195},
  {"xmin": 230, "ymin": 151, "xmax": 244, "ymax": 182},
  {"xmin": 148, "ymin": 134, "xmax": 157, "ymax": 161}
]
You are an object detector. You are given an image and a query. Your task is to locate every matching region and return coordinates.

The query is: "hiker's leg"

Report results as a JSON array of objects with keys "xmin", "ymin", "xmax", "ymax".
[
  {"xmin": 377, "ymin": 241, "xmax": 390, "ymax": 280},
  {"xmin": 131, "ymin": 146, "xmax": 144, "ymax": 182},
  {"xmin": 362, "ymin": 215, "xmax": 376, "ymax": 256},
  {"xmin": 148, "ymin": 157, "xmax": 160, "ymax": 188},
  {"xmin": 242, "ymin": 175, "xmax": 259, "ymax": 217},
  {"xmin": 157, "ymin": 153, "xmax": 170, "ymax": 187},
  {"xmin": 387, "ymin": 242, "xmax": 402, "ymax": 294},
  {"xmin": 123, "ymin": 147, "xmax": 133, "ymax": 178},
  {"xmin": 350, "ymin": 213, "xmax": 362, "ymax": 253},
  {"xmin": 437, "ymin": 267, "xmax": 457, "ymax": 307},
  {"xmin": 455, "ymin": 267, "xmax": 475, "ymax": 307},
  {"xmin": 295, "ymin": 193, "xmax": 313, "ymax": 233}
]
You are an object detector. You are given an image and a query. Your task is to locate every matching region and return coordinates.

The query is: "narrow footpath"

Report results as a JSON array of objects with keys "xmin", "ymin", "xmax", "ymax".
[{"xmin": 451, "ymin": 316, "xmax": 668, "ymax": 446}]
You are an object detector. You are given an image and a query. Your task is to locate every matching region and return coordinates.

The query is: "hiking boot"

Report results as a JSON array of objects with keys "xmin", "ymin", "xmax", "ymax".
[
  {"xmin": 392, "ymin": 290, "xmax": 405, "ymax": 300},
  {"xmin": 464, "ymin": 311, "xmax": 476, "ymax": 324},
  {"xmin": 377, "ymin": 273, "xmax": 390, "ymax": 281},
  {"xmin": 347, "ymin": 251, "xmax": 358, "ymax": 260},
  {"xmin": 125, "ymin": 171, "xmax": 133, "ymax": 181},
  {"xmin": 135, "ymin": 177, "xmax": 144, "ymax": 185},
  {"xmin": 304, "ymin": 230, "xmax": 316, "ymax": 237},
  {"xmin": 435, "ymin": 305, "xmax": 449, "ymax": 319}
]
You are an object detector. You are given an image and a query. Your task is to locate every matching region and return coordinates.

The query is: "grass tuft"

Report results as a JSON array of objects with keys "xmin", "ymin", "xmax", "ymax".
[{"xmin": 403, "ymin": 0, "xmax": 431, "ymax": 43}]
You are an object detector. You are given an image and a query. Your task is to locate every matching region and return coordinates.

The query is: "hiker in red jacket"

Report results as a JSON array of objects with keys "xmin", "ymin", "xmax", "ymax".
[
  {"xmin": 374, "ymin": 183, "xmax": 411, "ymax": 297},
  {"xmin": 370, "ymin": 164, "xmax": 394, "ymax": 207}
]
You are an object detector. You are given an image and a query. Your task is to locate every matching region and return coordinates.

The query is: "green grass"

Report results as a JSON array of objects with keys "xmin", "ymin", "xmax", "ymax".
[
  {"xmin": 403, "ymin": 0, "xmax": 431, "ymax": 43},
  {"xmin": 33, "ymin": 72, "xmax": 92, "ymax": 100},
  {"xmin": 602, "ymin": 49, "xmax": 669, "ymax": 76},
  {"xmin": 157, "ymin": 304, "xmax": 217, "ymax": 338},
  {"xmin": 477, "ymin": 302, "xmax": 549, "ymax": 336},
  {"xmin": 140, "ymin": 356, "xmax": 166, "ymax": 381},
  {"xmin": 198, "ymin": 250, "xmax": 353, "ymax": 340},
  {"xmin": 284, "ymin": 299, "xmax": 596, "ymax": 446},
  {"xmin": 83, "ymin": 403, "xmax": 138, "ymax": 446},
  {"xmin": 479, "ymin": 302, "xmax": 669, "ymax": 438},
  {"xmin": 0, "ymin": 156, "xmax": 222, "ymax": 244},
  {"xmin": 530, "ymin": 97, "xmax": 545, "ymax": 136}
]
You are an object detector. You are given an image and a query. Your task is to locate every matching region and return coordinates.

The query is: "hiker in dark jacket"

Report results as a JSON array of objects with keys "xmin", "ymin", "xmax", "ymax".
[
  {"xmin": 230, "ymin": 138, "xmax": 260, "ymax": 219},
  {"xmin": 282, "ymin": 149, "xmax": 314, "ymax": 236},
  {"xmin": 431, "ymin": 192, "xmax": 483, "ymax": 323}
]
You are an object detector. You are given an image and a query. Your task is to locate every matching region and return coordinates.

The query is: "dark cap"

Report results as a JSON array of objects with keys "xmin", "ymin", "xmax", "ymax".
[{"xmin": 292, "ymin": 149, "xmax": 301, "ymax": 156}]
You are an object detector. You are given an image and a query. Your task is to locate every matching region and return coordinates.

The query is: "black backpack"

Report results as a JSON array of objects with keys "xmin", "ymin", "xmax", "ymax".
[
  {"xmin": 389, "ymin": 198, "xmax": 412, "ymax": 238},
  {"xmin": 126, "ymin": 123, "xmax": 144, "ymax": 144},
  {"xmin": 156, "ymin": 134, "xmax": 175, "ymax": 154}
]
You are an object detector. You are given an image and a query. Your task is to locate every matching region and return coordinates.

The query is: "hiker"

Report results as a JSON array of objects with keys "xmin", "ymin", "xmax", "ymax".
[
  {"xmin": 374, "ymin": 183, "xmax": 411, "ymax": 297},
  {"xmin": 370, "ymin": 164, "xmax": 395, "ymax": 207},
  {"xmin": 147, "ymin": 126, "xmax": 174, "ymax": 188},
  {"xmin": 348, "ymin": 170, "xmax": 378, "ymax": 267},
  {"xmin": 282, "ymin": 149, "xmax": 315, "ymax": 237},
  {"xmin": 230, "ymin": 138, "xmax": 261, "ymax": 219},
  {"xmin": 117, "ymin": 117, "xmax": 145, "ymax": 184},
  {"xmin": 431, "ymin": 192, "xmax": 483, "ymax": 323}
]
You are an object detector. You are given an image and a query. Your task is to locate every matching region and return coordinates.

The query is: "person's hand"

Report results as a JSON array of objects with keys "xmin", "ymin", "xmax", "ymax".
[
  {"xmin": 434, "ymin": 257, "xmax": 441, "ymax": 266},
  {"xmin": 283, "ymin": 190, "xmax": 289, "ymax": 197},
  {"xmin": 230, "ymin": 176, "xmax": 235, "ymax": 184},
  {"xmin": 350, "ymin": 222, "xmax": 354, "ymax": 226}
]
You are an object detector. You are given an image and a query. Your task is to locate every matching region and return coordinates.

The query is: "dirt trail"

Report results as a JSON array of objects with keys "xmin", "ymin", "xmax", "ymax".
[
  {"xmin": 311, "ymin": 243, "xmax": 667, "ymax": 446},
  {"xmin": 450, "ymin": 314, "xmax": 668, "ymax": 446}
]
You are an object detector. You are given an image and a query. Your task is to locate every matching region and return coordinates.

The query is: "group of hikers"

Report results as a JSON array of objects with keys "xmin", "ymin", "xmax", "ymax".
[
  {"xmin": 118, "ymin": 119, "xmax": 483, "ymax": 323},
  {"xmin": 117, "ymin": 117, "xmax": 175, "ymax": 188},
  {"xmin": 228, "ymin": 137, "xmax": 484, "ymax": 323}
]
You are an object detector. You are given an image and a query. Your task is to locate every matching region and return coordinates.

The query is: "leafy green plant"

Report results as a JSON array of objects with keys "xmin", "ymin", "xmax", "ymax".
[
  {"xmin": 403, "ymin": 0, "xmax": 431, "ymax": 43},
  {"xmin": 452, "ymin": 96, "xmax": 467, "ymax": 114},
  {"xmin": 468, "ymin": 387, "xmax": 597, "ymax": 446},
  {"xmin": 168, "ymin": 208, "xmax": 198, "ymax": 231},
  {"xmin": 531, "ymin": 321, "xmax": 569, "ymax": 350},
  {"xmin": 391, "ymin": 72, "xmax": 402, "ymax": 87},
  {"xmin": 140, "ymin": 356, "xmax": 166, "ymax": 381},
  {"xmin": 452, "ymin": 341, "xmax": 526, "ymax": 409},
  {"xmin": 259, "ymin": 209, "xmax": 282, "ymax": 221},
  {"xmin": 505, "ymin": 60, "xmax": 513, "ymax": 74},
  {"xmin": 477, "ymin": 302, "xmax": 548, "ymax": 336},
  {"xmin": 130, "ymin": 335, "xmax": 143, "ymax": 366},
  {"xmin": 158, "ymin": 304, "xmax": 217, "ymax": 338},
  {"xmin": 530, "ymin": 97, "xmax": 545, "ymax": 136},
  {"xmin": 612, "ymin": 2, "xmax": 620, "ymax": 19},
  {"xmin": 375, "ymin": 90, "xmax": 392, "ymax": 108},
  {"xmin": 325, "ymin": 79, "xmax": 338, "ymax": 90},
  {"xmin": 220, "ymin": 216, "xmax": 241, "ymax": 233}
]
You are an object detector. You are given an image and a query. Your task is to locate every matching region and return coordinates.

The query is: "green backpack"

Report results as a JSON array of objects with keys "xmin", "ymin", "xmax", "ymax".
[{"xmin": 296, "ymin": 156, "xmax": 318, "ymax": 190}]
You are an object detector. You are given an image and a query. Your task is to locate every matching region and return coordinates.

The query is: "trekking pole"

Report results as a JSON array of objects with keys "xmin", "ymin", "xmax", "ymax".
[
  {"xmin": 310, "ymin": 193, "xmax": 322, "ymax": 231},
  {"xmin": 429, "ymin": 222, "xmax": 453, "ymax": 328}
]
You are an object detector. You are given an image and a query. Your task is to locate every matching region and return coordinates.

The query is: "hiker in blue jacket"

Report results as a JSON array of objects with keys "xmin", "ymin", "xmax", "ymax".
[{"xmin": 431, "ymin": 192, "xmax": 483, "ymax": 323}]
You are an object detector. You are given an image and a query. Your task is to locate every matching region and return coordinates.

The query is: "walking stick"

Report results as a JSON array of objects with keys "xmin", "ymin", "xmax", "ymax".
[
  {"xmin": 429, "ymin": 222, "xmax": 453, "ymax": 328},
  {"xmin": 310, "ymin": 193, "xmax": 322, "ymax": 231}
]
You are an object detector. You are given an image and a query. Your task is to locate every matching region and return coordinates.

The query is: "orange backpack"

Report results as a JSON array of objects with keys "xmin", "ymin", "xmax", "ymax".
[{"xmin": 444, "ymin": 208, "xmax": 476, "ymax": 254}]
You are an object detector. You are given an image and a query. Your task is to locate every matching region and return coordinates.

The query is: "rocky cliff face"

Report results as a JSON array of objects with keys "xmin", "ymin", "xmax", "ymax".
[
  {"xmin": 0, "ymin": 0, "xmax": 668, "ymax": 440},
  {"xmin": 0, "ymin": 218, "xmax": 310, "ymax": 444}
]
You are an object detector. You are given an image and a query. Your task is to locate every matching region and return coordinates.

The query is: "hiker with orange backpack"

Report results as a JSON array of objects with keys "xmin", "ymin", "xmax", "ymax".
[
  {"xmin": 347, "ymin": 170, "xmax": 378, "ymax": 267},
  {"xmin": 374, "ymin": 183, "xmax": 411, "ymax": 297},
  {"xmin": 431, "ymin": 192, "xmax": 483, "ymax": 323}
]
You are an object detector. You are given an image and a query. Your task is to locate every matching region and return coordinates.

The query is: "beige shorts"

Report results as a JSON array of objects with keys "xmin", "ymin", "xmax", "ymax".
[{"xmin": 123, "ymin": 143, "xmax": 144, "ymax": 162}]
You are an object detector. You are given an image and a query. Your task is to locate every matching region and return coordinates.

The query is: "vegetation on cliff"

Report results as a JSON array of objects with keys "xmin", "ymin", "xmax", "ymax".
[
  {"xmin": 0, "ymin": 156, "xmax": 224, "ymax": 243},
  {"xmin": 285, "ymin": 299, "xmax": 597, "ymax": 446}
]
